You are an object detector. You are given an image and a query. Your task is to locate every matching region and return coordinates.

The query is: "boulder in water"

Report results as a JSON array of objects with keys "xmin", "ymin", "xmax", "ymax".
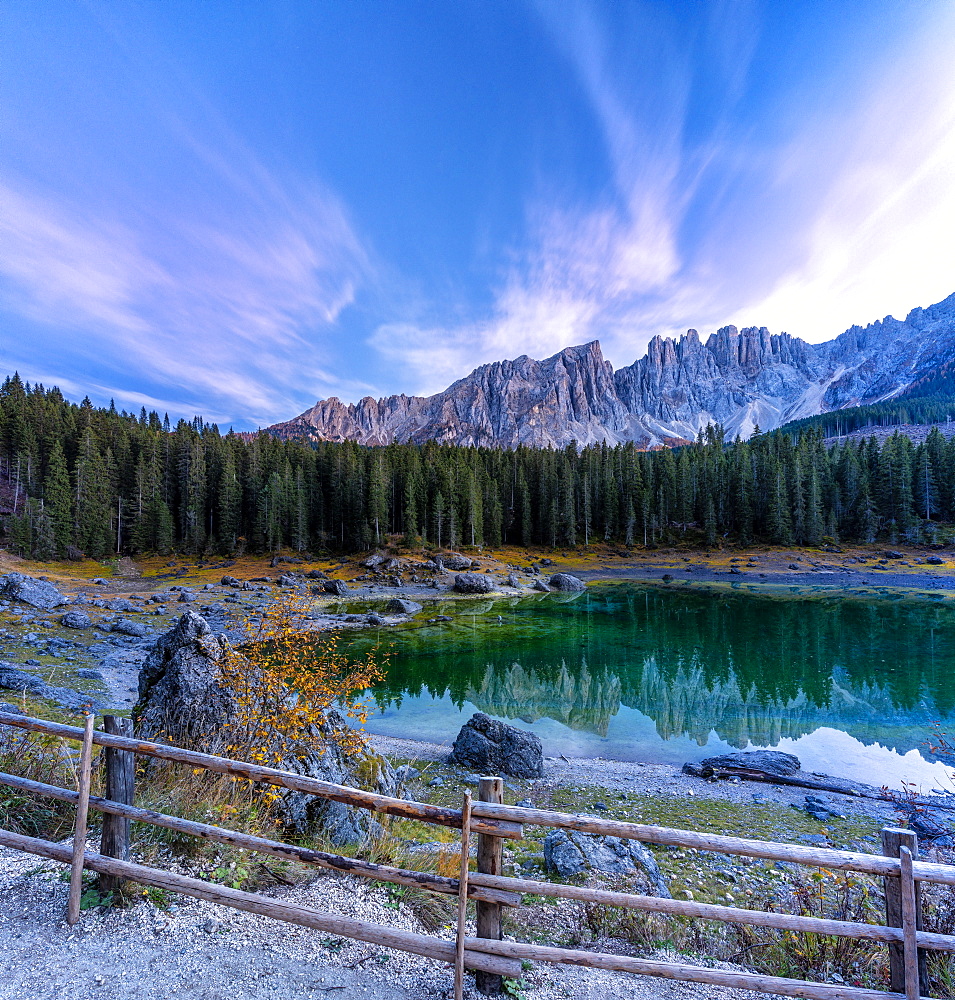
[{"xmin": 386, "ymin": 598, "xmax": 422, "ymax": 615}]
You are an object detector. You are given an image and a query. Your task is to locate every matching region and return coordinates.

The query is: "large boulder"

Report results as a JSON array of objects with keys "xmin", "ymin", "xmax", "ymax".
[
  {"xmin": 449, "ymin": 712, "xmax": 543, "ymax": 778},
  {"xmin": 324, "ymin": 579, "xmax": 349, "ymax": 597},
  {"xmin": 274, "ymin": 710, "xmax": 399, "ymax": 845},
  {"xmin": 135, "ymin": 611, "xmax": 398, "ymax": 845},
  {"xmin": 453, "ymin": 573, "xmax": 496, "ymax": 594},
  {"xmin": 135, "ymin": 611, "xmax": 237, "ymax": 748},
  {"xmin": 543, "ymin": 830, "xmax": 670, "ymax": 896},
  {"xmin": 548, "ymin": 573, "xmax": 585, "ymax": 592},
  {"xmin": 0, "ymin": 574, "xmax": 68, "ymax": 610}
]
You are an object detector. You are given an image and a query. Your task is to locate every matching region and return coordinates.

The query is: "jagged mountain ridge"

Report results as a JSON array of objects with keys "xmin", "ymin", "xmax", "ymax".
[{"xmin": 269, "ymin": 292, "xmax": 955, "ymax": 448}]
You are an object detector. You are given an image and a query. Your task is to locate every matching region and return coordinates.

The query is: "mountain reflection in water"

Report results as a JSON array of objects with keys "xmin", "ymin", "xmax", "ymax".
[{"xmin": 344, "ymin": 584, "xmax": 955, "ymax": 777}]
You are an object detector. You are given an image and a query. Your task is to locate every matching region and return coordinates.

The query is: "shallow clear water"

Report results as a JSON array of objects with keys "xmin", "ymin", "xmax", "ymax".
[{"xmin": 341, "ymin": 583, "xmax": 955, "ymax": 789}]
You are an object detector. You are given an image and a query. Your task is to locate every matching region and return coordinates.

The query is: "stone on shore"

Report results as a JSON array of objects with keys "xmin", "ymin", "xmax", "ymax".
[
  {"xmin": 324, "ymin": 579, "xmax": 349, "ymax": 597},
  {"xmin": 453, "ymin": 573, "xmax": 496, "ymax": 594},
  {"xmin": 701, "ymin": 750, "xmax": 801, "ymax": 777},
  {"xmin": 441, "ymin": 553, "xmax": 473, "ymax": 571},
  {"xmin": 0, "ymin": 573, "xmax": 69, "ymax": 610},
  {"xmin": 532, "ymin": 580, "xmax": 551, "ymax": 592},
  {"xmin": 60, "ymin": 610, "xmax": 92, "ymax": 629},
  {"xmin": 449, "ymin": 712, "xmax": 543, "ymax": 778},
  {"xmin": 548, "ymin": 573, "xmax": 585, "ymax": 592}
]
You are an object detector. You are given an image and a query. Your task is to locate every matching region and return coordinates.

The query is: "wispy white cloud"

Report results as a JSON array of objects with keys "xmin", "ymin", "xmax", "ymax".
[
  {"xmin": 369, "ymin": 1, "xmax": 955, "ymax": 396},
  {"xmin": 739, "ymin": 7, "xmax": 955, "ymax": 340},
  {"xmin": 0, "ymin": 168, "xmax": 369, "ymax": 424},
  {"xmin": 369, "ymin": 0, "xmax": 758, "ymax": 390}
]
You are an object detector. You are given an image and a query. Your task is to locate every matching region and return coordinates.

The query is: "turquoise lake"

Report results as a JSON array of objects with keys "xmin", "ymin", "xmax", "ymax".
[{"xmin": 341, "ymin": 583, "xmax": 955, "ymax": 790}]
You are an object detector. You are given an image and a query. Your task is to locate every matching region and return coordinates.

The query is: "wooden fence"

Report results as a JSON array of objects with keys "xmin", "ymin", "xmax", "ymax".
[{"xmin": 0, "ymin": 709, "xmax": 953, "ymax": 1000}]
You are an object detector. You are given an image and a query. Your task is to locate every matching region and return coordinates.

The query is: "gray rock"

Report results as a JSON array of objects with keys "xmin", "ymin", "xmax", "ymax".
[
  {"xmin": 135, "ymin": 611, "xmax": 236, "ymax": 748},
  {"xmin": 548, "ymin": 573, "xmax": 585, "ymax": 592},
  {"xmin": 926, "ymin": 555, "xmax": 945, "ymax": 565},
  {"xmin": 449, "ymin": 712, "xmax": 543, "ymax": 778},
  {"xmin": 441, "ymin": 553, "xmax": 473, "ymax": 571},
  {"xmin": 76, "ymin": 668, "xmax": 104, "ymax": 679},
  {"xmin": 106, "ymin": 599, "xmax": 136, "ymax": 613},
  {"xmin": 386, "ymin": 598, "xmax": 422, "ymax": 615},
  {"xmin": 150, "ymin": 592, "xmax": 177, "ymax": 603},
  {"xmin": 684, "ymin": 750, "xmax": 802, "ymax": 779},
  {"xmin": 543, "ymin": 830, "xmax": 670, "ymax": 896},
  {"xmin": 0, "ymin": 661, "xmax": 97, "ymax": 711},
  {"xmin": 221, "ymin": 575, "xmax": 241, "ymax": 587},
  {"xmin": 0, "ymin": 574, "xmax": 68, "ymax": 610},
  {"xmin": 395, "ymin": 765, "xmax": 420, "ymax": 782},
  {"xmin": 453, "ymin": 573, "xmax": 496, "ymax": 594},
  {"xmin": 362, "ymin": 552, "xmax": 387, "ymax": 569},
  {"xmin": 365, "ymin": 613, "xmax": 387, "ymax": 625},
  {"xmin": 135, "ymin": 610, "xmax": 396, "ymax": 845},
  {"xmin": 324, "ymin": 580, "xmax": 349, "ymax": 597},
  {"xmin": 804, "ymin": 794, "xmax": 846, "ymax": 821},
  {"xmin": 177, "ymin": 591, "xmax": 196, "ymax": 603},
  {"xmin": 60, "ymin": 610, "xmax": 93, "ymax": 629},
  {"xmin": 532, "ymin": 580, "xmax": 551, "ymax": 593},
  {"xmin": 506, "ymin": 573, "xmax": 522, "ymax": 588},
  {"xmin": 110, "ymin": 619, "xmax": 151, "ymax": 638}
]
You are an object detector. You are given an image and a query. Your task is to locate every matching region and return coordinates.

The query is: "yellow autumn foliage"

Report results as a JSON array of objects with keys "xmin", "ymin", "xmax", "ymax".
[{"xmin": 218, "ymin": 592, "xmax": 385, "ymax": 768}]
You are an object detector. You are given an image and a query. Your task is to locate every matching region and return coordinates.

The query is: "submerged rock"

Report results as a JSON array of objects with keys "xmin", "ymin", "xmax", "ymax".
[
  {"xmin": 449, "ymin": 711, "xmax": 543, "ymax": 778},
  {"xmin": 386, "ymin": 598, "xmax": 422, "ymax": 615}
]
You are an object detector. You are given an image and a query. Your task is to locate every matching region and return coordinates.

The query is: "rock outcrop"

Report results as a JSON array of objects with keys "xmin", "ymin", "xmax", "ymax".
[
  {"xmin": 266, "ymin": 292, "xmax": 955, "ymax": 448},
  {"xmin": 0, "ymin": 574, "xmax": 69, "ymax": 610},
  {"xmin": 135, "ymin": 611, "xmax": 399, "ymax": 844},
  {"xmin": 449, "ymin": 712, "xmax": 544, "ymax": 778}
]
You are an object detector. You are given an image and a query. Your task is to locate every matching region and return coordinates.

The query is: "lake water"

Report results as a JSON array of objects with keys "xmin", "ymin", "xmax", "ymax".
[{"xmin": 342, "ymin": 583, "xmax": 955, "ymax": 790}]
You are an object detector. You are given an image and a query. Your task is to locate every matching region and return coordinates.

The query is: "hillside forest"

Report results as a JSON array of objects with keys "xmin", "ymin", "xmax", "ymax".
[{"xmin": 2, "ymin": 373, "xmax": 955, "ymax": 561}]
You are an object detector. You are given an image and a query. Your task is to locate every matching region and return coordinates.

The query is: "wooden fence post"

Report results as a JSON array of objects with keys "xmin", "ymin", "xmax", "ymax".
[
  {"xmin": 99, "ymin": 715, "xmax": 135, "ymax": 897},
  {"xmin": 67, "ymin": 713, "xmax": 95, "ymax": 924},
  {"xmin": 881, "ymin": 827, "xmax": 928, "ymax": 996},
  {"xmin": 475, "ymin": 777, "xmax": 504, "ymax": 996},
  {"xmin": 455, "ymin": 790, "xmax": 473, "ymax": 1000}
]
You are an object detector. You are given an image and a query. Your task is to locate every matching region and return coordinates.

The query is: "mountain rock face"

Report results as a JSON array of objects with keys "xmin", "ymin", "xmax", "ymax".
[{"xmin": 269, "ymin": 292, "xmax": 955, "ymax": 448}]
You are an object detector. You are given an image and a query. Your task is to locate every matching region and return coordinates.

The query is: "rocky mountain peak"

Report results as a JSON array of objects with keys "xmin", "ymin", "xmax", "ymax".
[{"xmin": 266, "ymin": 291, "xmax": 955, "ymax": 449}]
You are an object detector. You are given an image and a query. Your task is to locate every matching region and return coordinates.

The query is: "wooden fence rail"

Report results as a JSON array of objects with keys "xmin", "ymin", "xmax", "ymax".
[{"xmin": 0, "ymin": 709, "xmax": 953, "ymax": 1000}]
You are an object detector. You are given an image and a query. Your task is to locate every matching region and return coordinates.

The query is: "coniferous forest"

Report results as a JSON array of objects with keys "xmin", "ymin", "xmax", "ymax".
[{"xmin": 2, "ymin": 372, "xmax": 955, "ymax": 561}]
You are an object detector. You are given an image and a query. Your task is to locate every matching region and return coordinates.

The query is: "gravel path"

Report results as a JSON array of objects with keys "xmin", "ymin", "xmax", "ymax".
[{"xmin": 0, "ymin": 842, "xmax": 764, "ymax": 1000}]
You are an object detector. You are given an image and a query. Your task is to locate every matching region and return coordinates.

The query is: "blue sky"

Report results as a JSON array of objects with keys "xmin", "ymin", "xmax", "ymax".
[{"xmin": 2, "ymin": 1, "xmax": 955, "ymax": 429}]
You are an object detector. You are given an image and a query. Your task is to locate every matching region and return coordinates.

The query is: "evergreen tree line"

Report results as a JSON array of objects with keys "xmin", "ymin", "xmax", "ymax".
[{"xmin": 2, "ymin": 372, "xmax": 955, "ymax": 561}]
